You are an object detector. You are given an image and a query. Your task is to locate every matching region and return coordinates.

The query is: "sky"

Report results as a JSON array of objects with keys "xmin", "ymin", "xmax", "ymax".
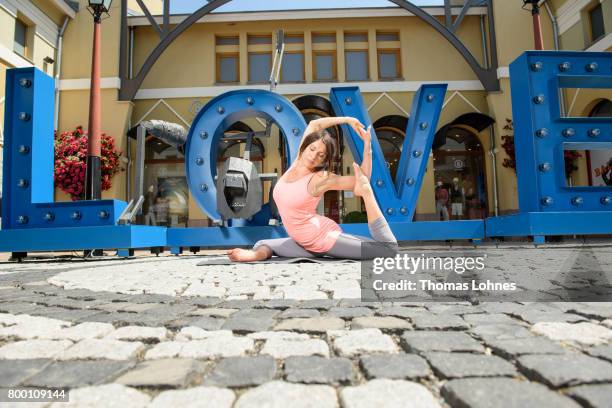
[{"xmin": 170, "ymin": 0, "xmax": 444, "ymax": 14}]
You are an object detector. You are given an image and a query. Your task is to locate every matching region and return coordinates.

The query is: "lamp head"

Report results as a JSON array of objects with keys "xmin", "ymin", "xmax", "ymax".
[{"xmin": 88, "ymin": 0, "xmax": 112, "ymax": 13}]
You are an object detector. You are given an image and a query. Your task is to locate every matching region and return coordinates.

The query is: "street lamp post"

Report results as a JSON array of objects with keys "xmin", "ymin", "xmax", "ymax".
[
  {"xmin": 85, "ymin": 0, "xmax": 112, "ymax": 200},
  {"xmin": 522, "ymin": 0, "xmax": 544, "ymax": 50}
]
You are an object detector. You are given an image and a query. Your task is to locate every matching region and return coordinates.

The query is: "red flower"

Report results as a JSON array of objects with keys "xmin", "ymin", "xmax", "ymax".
[{"xmin": 54, "ymin": 126, "xmax": 124, "ymax": 200}]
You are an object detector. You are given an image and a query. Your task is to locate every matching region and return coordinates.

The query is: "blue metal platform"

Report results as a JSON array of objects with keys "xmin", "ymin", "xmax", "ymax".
[{"xmin": 0, "ymin": 225, "xmax": 166, "ymax": 252}]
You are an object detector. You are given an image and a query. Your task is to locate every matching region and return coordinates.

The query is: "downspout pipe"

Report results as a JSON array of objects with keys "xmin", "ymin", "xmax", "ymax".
[
  {"xmin": 542, "ymin": 1, "xmax": 566, "ymax": 115},
  {"xmin": 54, "ymin": 17, "xmax": 70, "ymax": 131},
  {"xmin": 480, "ymin": 14, "xmax": 499, "ymax": 217}
]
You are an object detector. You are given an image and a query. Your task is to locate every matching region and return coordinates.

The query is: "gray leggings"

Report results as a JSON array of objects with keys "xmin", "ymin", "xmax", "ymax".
[{"xmin": 253, "ymin": 217, "xmax": 398, "ymax": 260}]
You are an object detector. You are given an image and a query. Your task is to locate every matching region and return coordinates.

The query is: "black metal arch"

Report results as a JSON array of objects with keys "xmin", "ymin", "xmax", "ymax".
[{"xmin": 119, "ymin": 0, "xmax": 499, "ymax": 101}]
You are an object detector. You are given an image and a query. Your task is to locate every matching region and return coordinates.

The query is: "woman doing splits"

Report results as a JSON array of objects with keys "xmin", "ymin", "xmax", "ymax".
[{"xmin": 227, "ymin": 116, "xmax": 398, "ymax": 261}]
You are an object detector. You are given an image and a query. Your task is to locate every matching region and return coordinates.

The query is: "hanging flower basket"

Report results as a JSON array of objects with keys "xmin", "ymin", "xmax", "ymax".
[{"xmin": 54, "ymin": 126, "xmax": 124, "ymax": 201}]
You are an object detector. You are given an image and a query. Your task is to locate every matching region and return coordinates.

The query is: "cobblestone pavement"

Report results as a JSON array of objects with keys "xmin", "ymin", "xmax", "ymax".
[{"xmin": 0, "ymin": 243, "xmax": 611, "ymax": 407}]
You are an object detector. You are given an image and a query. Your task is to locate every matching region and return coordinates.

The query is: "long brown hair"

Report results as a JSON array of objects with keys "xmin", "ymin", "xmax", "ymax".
[{"xmin": 298, "ymin": 129, "xmax": 336, "ymax": 173}]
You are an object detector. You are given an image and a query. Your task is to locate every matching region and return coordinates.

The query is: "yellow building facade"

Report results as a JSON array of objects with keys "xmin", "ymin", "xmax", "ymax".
[{"xmin": 1, "ymin": 0, "xmax": 610, "ymax": 227}]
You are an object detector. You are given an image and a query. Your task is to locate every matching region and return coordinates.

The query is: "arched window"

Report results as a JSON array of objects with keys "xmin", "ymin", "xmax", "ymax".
[{"xmin": 372, "ymin": 115, "xmax": 408, "ymax": 183}]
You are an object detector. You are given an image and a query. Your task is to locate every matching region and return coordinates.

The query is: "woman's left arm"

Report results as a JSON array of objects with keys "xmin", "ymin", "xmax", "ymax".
[
  {"xmin": 304, "ymin": 116, "xmax": 364, "ymax": 137},
  {"xmin": 311, "ymin": 173, "xmax": 355, "ymax": 196}
]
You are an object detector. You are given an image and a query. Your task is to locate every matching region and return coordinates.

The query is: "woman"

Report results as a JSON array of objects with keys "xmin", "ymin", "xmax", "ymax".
[{"xmin": 227, "ymin": 116, "xmax": 398, "ymax": 261}]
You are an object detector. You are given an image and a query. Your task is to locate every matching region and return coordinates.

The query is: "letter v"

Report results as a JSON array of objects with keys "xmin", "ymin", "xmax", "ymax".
[{"xmin": 329, "ymin": 85, "xmax": 447, "ymax": 221}]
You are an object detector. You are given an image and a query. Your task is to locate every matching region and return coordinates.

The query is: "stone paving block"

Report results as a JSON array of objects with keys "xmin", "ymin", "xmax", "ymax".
[
  {"xmin": 188, "ymin": 308, "xmax": 238, "ymax": 318},
  {"xmin": 423, "ymin": 352, "xmax": 517, "ymax": 379},
  {"xmin": 33, "ymin": 307, "xmax": 103, "ymax": 322},
  {"xmin": 59, "ymin": 339, "xmax": 145, "ymax": 361},
  {"xmin": 183, "ymin": 297, "xmax": 223, "ymax": 307},
  {"xmin": 0, "ymin": 315, "xmax": 71, "ymax": 340},
  {"xmin": 0, "ymin": 312, "xmax": 19, "ymax": 326},
  {"xmin": 512, "ymin": 311, "xmax": 587, "ymax": 324},
  {"xmin": 221, "ymin": 309, "xmax": 279, "ymax": 332},
  {"xmin": 105, "ymin": 326, "xmax": 169, "ymax": 342},
  {"xmin": 24, "ymin": 360, "xmax": 134, "ymax": 388},
  {"xmin": 274, "ymin": 317, "xmax": 345, "ymax": 333},
  {"xmin": 150, "ymin": 386, "xmax": 236, "ymax": 408},
  {"xmin": 410, "ymin": 314, "xmax": 469, "ymax": 330},
  {"xmin": 462, "ymin": 313, "xmax": 523, "ymax": 326},
  {"xmin": 179, "ymin": 336, "xmax": 255, "ymax": 359},
  {"xmin": 327, "ymin": 306, "xmax": 374, "ymax": 319},
  {"xmin": 277, "ymin": 287, "xmax": 328, "ymax": 300},
  {"xmin": 127, "ymin": 293, "xmax": 176, "ymax": 304},
  {"xmin": 168, "ymin": 316, "xmax": 226, "ymax": 331},
  {"xmin": 145, "ymin": 341, "xmax": 184, "ymax": 360},
  {"xmin": 338, "ymin": 300, "xmax": 382, "ymax": 308},
  {"xmin": 330, "ymin": 329, "xmax": 398, "ymax": 357},
  {"xmin": 115, "ymin": 358, "xmax": 206, "ymax": 388},
  {"xmin": 401, "ymin": 331, "xmax": 485, "ymax": 353},
  {"xmin": 601, "ymin": 319, "xmax": 612, "ymax": 328},
  {"xmin": 0, "ymin": 340, "xmax": 73, "ymax": 359},
  {"xmin": 586, "ymin": 344, "xmax": 612, "ymax": 363},
  {"xmin": 0, "ymin": 302, "xmax": 40, "ymax": 315},
  {"xmin": 486, "ymin": 337, "xmax": 566, "ymax": 358},
  {"xmin": 0, "ymin": 359, "xmax": 51, "ymax": 386},
  {"xmin": 205, "ymin": 355, "xmax": 276, "ymax": 387},
  {"xmin": 425, "ymin": 304, "xmax": 481, "ymax": 315},
  {"xmin": 284, "ymin": 356, "xmax": 352, "ymax": 384},
  {"xmin": 566, "ymin": 384, "xmax": 612, "ymax": 408},
  {"xmin": 247, "ymin": 331, "xmax": 310, "ymax": 340},
  {"xmin": 280, "ymin": 308, "xmax": 321, "ymax": 318},
  {"xmin": 340, "ymin": 379, "xmax": 440, "ymax": 408},
  {"xmin": 48, "ymin": 383, "xmax": 151, "ymax": 408},
  {"xmin": 518, "ymin": 354, "xmax": 612, "ymax": 388},
  {"xmin": 259, "ymin": 299, "xmax": 298, "ymax": 309},
  {"xmin": 175, "ymin": 327, "xmax": 234, "ymax": 341},
  {"xmin": 260, "ymin": 338, "xmax": 330, "ymax": 359},
  {"xmin": 234, "ymin": 381, "xmax": 337, "ymax": 408},
  {"xmin": 567, "ymin": 304, "xmax": 612, "ymax": 320},
  {"xmin": 41, "ymin": 322, "xmax": 115, "ymax": 341},
  {"xmin": 296, "ymin": 299, "xmax": 338, "ymax": 310},
  {"xmin": 219, "ymin": 300, "xmax": 264, "ymax": 309},
  {"xmin": 531, "ymin": 322, "xmax": 612, "ymax": 346},
  {"xmin": 470, "ymin": 323, "xmax": 534, "ymax": 342},
  {"xmin": 351, "ymin": 316, "xmax": 412, "ymax": 331},
  {"xmin": 441, "ymin": 378, "xmax": 581, "ymax": 408},
  {"xmin": 359, "ymin": 354, "xmax": 431, "ymax": 380},
  {"xmin": 375, "ymin": 306, "xmax": 427, "ymax": 318}
]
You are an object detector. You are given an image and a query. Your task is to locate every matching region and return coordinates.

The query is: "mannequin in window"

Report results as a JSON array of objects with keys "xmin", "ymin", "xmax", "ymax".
[
  {"xmin": 435, "ymin": 180, "xmax": 449, "ymax": 221},
  {"xmin": 449, "ymin": 177, "xmax": 465, "ymax": 220}
]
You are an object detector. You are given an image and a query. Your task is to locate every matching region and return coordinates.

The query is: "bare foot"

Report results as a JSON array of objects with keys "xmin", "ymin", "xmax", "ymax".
[
  {"xmin": 352, "ymin": 163, "xmax": 373, "ymax": 197},
  {"xmin": 227, "ymin": 248, "xmax": 269, "ymax": 262}
]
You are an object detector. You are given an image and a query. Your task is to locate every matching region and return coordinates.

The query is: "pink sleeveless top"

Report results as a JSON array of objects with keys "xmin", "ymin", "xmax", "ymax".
[{"xmin": 273, "ymin": 170, "xmax": 342, "ymax": 253}]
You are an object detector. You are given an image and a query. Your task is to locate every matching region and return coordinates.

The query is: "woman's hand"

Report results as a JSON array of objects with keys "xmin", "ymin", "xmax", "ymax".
[
  {"xmin": 346, "ymin": 117, "xmax": 366, "ymax": 135},
  {"xmin": 358, "ymin": 125, "xmax": 372, "ymax": 146}
]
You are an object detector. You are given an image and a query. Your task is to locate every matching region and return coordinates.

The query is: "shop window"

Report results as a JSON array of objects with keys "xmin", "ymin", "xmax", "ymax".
[
  {"xmin": 14, "ymin": 19, "xmax": 28, "ymax": 57},
  {"xmin": 313, "ymin": 52, "xmax": 336, "ymax": 81},
  {"xmin": 589, "ymin": 3, "xmax": 605, "ymax": 43},
  {"xmin": 281, "ymin": 52, "xmax": 305, "ymax": 83},
  {"xmin": 216, "ymin": 54, "xmax": 239, "ymax": 83},
  {"xmin": 344, "ymin": 32, "xmax": 368, "ymax": 43},
  {"xmin": 248, "ymin": 34, "xmax": 272, "ymax": 45},
  {"xmin": 378, "ymin": 49, "xmax": 400, "ymax": 80},
  {"xmin": 216, "ymin": 35, "xmax": 239, "ymax": 46},
  {"xmin": 248, "ymin": 52, "xmax": 272, "ymax": 83},
  {"xmin": 285, "ymin": 33, "xmax": 304, "ymax": 44},
  {"xmin": 312, "ymin": 32, "xmax": 336, "ymax": 43},
  {"xmin": 345, "ymin": 50, "xmax": 368, "ymax": 81},
  {"xmin": 376, "ymin": 32, "xmax": 399, "ymax": 42}
]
